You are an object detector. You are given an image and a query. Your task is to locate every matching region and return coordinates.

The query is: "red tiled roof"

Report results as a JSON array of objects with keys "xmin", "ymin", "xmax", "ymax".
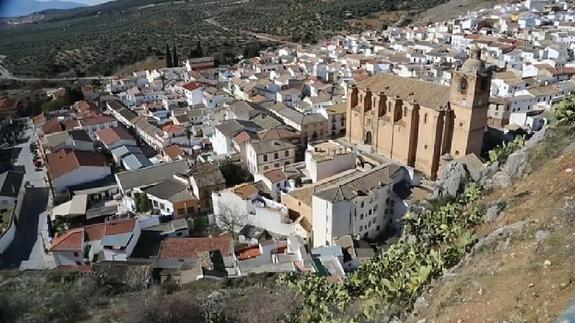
[
  {"xmin": 50, "ymin": 228, "xmax": 83, "ymax": 251},
  {"xmin": 32, "ymin": 113, "xmax": 46, "ymax": 126},
  {"xmin": 233, "ymin": 131, "xmax": 253, "ymax": 145},
  {"xmin": 159, "ymin": 237, "xmax": 233, "ymax": 259},
  {"xmin": 46, "ymin": 149, "xmax": 107, "ymax": 179},
  {"xmin": 263, "ymin": 169, "xmax": 287, "ymax": 183},
  {"xmin": 163, "ymin": 144, "xmax": 185, "ymax": 160},
  {"xmin": 233, "ymin": 183, "xmax": 259, "ymax": 199},
  {"xmin": 62, "ymin": 119, "xmax": 81, "ymax": 131},
  {"xmin": 96, "ymin": 127, "xmax": 134, "ymax": 145},
  {"xmin": 84, "ymin": 223, "xmax": 106, "ymax": 242},
  {"xmin": 182, "ymin": 82, "xmax": 203, "ymax": 91},
  {"xmin": 104, "ymin": 218, "xmax": 136, "ymax": 236},
  {"xmin": 162, "ymin": 124, "xmax": 184, "ymax": 134},
  {"xmin": 73, "ymin": 100, "xmax": 97, "ymax": 113},
  {"xmin": 42, "ymin": 119, "xmax": 62, "ymax": 135}
]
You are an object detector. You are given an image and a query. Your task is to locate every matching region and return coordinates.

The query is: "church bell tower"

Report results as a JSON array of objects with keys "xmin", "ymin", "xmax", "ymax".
[{"xmin": 449, "ymin": 45, "xmax": 492, "ymax": 158}]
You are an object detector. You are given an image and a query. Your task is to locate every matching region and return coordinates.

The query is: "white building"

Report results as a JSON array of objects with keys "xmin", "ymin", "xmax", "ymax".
[
  {"xmin": 312, "ymin": 164, "xmax": 410, "ymax": 247},
  {"xmin": 245, "ymin": 140, "xmax": 296, "ymax": 175},
  {"xmin": 46, "ymin": 150, "xmax": 111, "ymax": 193},
  {"xmin": 305, "ymin": 141, "xmax": 355, "ymax": 183},
  {"xmin": 212, "ymin": 182, "xmax": 310, "ymax": 240}
]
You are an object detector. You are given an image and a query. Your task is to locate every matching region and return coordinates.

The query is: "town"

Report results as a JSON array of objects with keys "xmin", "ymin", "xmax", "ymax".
[{"xmin": 1, "ymin": 0, "xmax": 574, "ymax": 319}]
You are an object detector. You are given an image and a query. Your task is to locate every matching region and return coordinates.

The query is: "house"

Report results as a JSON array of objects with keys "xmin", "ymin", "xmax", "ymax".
[
  {"xmin": 46, "ymin": 149, "xmax": 111, "ymax": 193},
  {"xmin": 312, "ymin": 164, "xmax": 411, "ymax": 247},
  {"xmin": 324, "ymin": 103, "xmax": 347, "ymax": 138},
  {"xmin": 101, "ymin": 218, "xmax": 139, "ymax": 261},
  {"xmin": 110, "ymin": 145, "xmax": 144, "ymax": 164},
  {"xmin": 106, "ymin": 100, "xmax": 138, "ymax": 128},
  {"xmin": 212, "ymin": 182, "xmax": 310, "ymax": 239},
  {"xmin": 114, "ymin": 159, "xmax": 191, "ymax": 212},
  {"xmin": 43, "ymin": 130, "xmax": 93, "ymax": 154},
  {"xmin": 78, "ymin": 115, "xmax": 118, "ymax": 140},
  {"xmin": 0, "ymin": 170, "xmax": 24, "ymax": 211},
  {"xmin": 305, "ymin": 141, "xmax": 356, "ymax": 183},
  {"xmin": 162, "ymin": 144, "xmax": 186, "ymax": 161},
  {"xmin": 182, "ymin": 82, "xmax": 205, "ymax": 106},
  {"xmin": 143, "ymin": 175, "xmax": 200, "ymax": 218},
  {"xmin": 121, "ymin": 153, "xmax": 152, "ymax": 170},
  {"xmin": 185, "ymin": 163, "xmax": 226, "ymax": 211},
  {"xmin": 96, "ymin": 127, "xmax": 136, "ymax": 150},
  {"xmin": 212, "ymin": 119, "xmax": 262, "ymax": 155},
  {"xmin": 244, "ymin": 140, "xmax": 296, "ymax": 175},
  {"xmin": 253, "ymin": 168, "xmax": 290, "ymax": 198},
  {"xmin": 156, "ymin": 237, "xmax": 235, "ymax": 281},
  {"xmin": 270, "ymin": 103, "xmax": 328, "ymax": 142}
]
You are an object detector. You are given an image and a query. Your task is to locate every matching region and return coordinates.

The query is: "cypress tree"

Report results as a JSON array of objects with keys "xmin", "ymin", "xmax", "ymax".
[
  {"xmin": 165, "ymin": 44, "xmax": 172, "ymax": 68},
  {"xmin": 172, "ymin": 45, "xmax": 179, "ymax": 67},
  {"xmin": 195, "ymin": 41, "xmax": 203, "ymax": 58}
]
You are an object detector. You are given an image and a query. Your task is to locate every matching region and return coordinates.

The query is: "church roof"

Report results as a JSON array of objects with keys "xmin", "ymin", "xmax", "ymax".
[{"xmin": 356, "ymin": 74, "xmax": 450, "ymax": 111}]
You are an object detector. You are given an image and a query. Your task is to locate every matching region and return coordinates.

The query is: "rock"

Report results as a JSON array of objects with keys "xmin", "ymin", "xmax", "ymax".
[
  {"xmin": 560, "ymin": 279, "xmax": 572, "ymax": 289},
  {"xmin": 535, "ymin": 230, "xmax": 550, "ymax": 241},
  {"xmin": 484, "ymin": 205, "xmax": 502, "ymax": 223},
  {"xmin": 528, "ymin": 283, "xmax": 535, "ymax": 288},
  {"xmin": 523, "ymin": 127, "xmax": 546, "ymax": 150},
  {"xmin": 490, "ymin": 171, "xmax": 512, "ymax": 189},
  {"xmin": 561, "ymin": 142, "xmax": 575, "ymax": 156},
  {"xmin": 503, "ymin": 150, "xmax": 529, "ymax": 179},
  {"xmin": 433, "ymin": 162, "xmax": 471, "ymax": 199},
  {"xmin": 474, "ymin": 221, "xmax": 526, "ymax": 250},
  {"xmin": 414, "ymin": 296, "xmax": 429, "ymax": 313},
  {"xmin": 544, "ymin": 260, "xmax": 551, "ymax": 267}
]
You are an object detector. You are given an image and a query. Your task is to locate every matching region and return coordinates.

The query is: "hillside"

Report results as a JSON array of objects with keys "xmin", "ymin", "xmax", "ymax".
[
  {"xmin": 0, "ymin": 0, "xmax": 449, "ymax": 77},
  {"xmin": 409, "ymin": 125, "xmax": 575, "ymax": 322}
]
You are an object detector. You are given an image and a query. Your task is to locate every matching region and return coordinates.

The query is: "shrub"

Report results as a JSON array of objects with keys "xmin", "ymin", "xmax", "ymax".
[
  {"xmin": 488, "ymin": 135, "xmax": 525, "ymax": 165},
  {"xmin": 553, "ymin": 95, "xmax": 575, "ymax": 125}
]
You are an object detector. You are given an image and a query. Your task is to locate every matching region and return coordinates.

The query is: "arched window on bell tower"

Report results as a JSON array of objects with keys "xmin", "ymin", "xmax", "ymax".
[{"xmin": 459, "ymin": 77, "xmax": 468, "ymax": 94}]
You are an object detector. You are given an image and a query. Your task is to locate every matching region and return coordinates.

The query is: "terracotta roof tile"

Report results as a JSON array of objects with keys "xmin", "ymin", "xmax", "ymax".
[
  {"xmin": 233, "ymin": 183, "xmax": 259, "ymax": 199},
  {"xmin": 182, "ymin": 82, "xmax": 203, "ymax": 91},
  {"xmin": 263, "ymin": 169, "xmax": 287, "ymax": 183},
  {"xmin": 46, "ymin": 150, "xmax": 108, "ymax": 179},
  {"xmin": 163, "ymin": 144, "xmax": 185, "ymax": 160},
  {"xmin": 104, "ymin": 218, "xmax": 136, "ymax": 236},
  {"xmin": 159, "ymin": 237, "xmax": 233, "ymax": 259},
  {"xmin": 96, "ymin": 127, "xmax": 134, "ymax": 145},
  {"xmin": 50, "ymin": 228, "xmax": 83, "ymax": 251}
]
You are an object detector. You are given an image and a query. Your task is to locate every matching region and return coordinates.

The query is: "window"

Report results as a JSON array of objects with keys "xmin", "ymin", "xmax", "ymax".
[
  {"xmin": 73, "ymin": 252, "xmax": 79, "ymax": 257},
  {"xmin": 360, "ymin": 214, "xmax": 364, "ymax": 220},
  {"xmin": 178, "ymin": 208, "xmax": 185, "ymax": 215},
  {"xmin": 455, "ymin": 150, "xmax": 460, "ymax": 156},
  {"xmin": 263, "ymin": 165, "xmax": 269, "ymax": 171},
  {"xmin": 377, "ymin": 225, "xmax": 380, "ymax": 231},
  {"xmin": 359, "ymin": 225, "xmax": 363, "ymax": 231},
  {"xmin": 424, "ymin": 144, "xmax": 428, "ymax": 150},
  {"xmin": 373, "ymin": 204, "xmax": 378, "ymax": 212},
  {"xmin": 360, "ymin": 201, "xmax": 364, "ymax": 208},
  {"xmin": 368, "ymin": 209, "xmax": 372, "ymax": 215},
  {"xmin": 274, "ymin": 152, "xmax": 279, "ymax": 159},
  {"xmin": 274, "ymin": 163, "xmax": 280, "ymax": 168},
  {"xmin": 187, "ymin": 207, "xmax": 194, "ymax": 214},
  {"xmin": 75, "ymin": 261, "xmax": 82, "ymax": 266},
  {"xmin": 459, "ymin": 122, "xmax": 464, "ymax": 127},
  {"xmin": 459, "ymin": 77, "xmax": 468, "ymax": 93},
  {"xmin": 423, "ymin": 113, "xmax": 428, "ymax": 124},
  {"xmin": 263, "ymin": 155, "xmax": 268, "ymax": 162},
  {"xmin": 285, "ymin": 150, "xmax": 289, "ymax": 157}
]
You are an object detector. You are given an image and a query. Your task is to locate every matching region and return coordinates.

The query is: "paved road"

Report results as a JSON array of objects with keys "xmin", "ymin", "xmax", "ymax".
[
  {"xmin": 0, "ymin": 122, "xmax": 52, "ymax": 269},
  {"xmin": 0, "ymin": 187, "xmax": 49, "ymax": 269}
]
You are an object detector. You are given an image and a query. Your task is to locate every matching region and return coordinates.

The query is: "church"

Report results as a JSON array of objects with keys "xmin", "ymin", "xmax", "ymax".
[{"xmin": 346, "ymin": 46, "xmax": 492, "ymax": 179}]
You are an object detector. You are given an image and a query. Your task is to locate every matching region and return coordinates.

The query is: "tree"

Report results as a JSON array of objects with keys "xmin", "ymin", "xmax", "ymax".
[
  {"xmin": 189, "ymin": 41, "xmax": 203, "ymax": 58},
  {"xmin": 215, "ymin": 203, "xmax": 246, "ymax": 238},
  {"xmin": 172, "ymin": 45, "xmax": 179, "ymax": 67},
  {"xmin": 165, "ymin": 44, "xmax": 173, "ymax": 68},
  {"xmin": 554, "ymin": 95, "xmax": 575, "ymax": 125},
  {"xmin": 65, "ymin": 86, "xmax": 84, "ymax": 104},
  {"xmin": 136, "ymin": 193, "xmax": 152, "ymax": 213}
]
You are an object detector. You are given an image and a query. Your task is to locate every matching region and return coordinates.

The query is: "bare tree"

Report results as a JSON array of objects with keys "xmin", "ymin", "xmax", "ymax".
[{"xmin": 215, "ymin": 203, "xmax": 247, "ymax": 238}]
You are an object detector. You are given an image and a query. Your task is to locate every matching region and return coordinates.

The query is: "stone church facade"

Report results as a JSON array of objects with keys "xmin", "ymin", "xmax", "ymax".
[{"xmin": 346, "ymin": 46, "xmax": 492, "ymax": 179}]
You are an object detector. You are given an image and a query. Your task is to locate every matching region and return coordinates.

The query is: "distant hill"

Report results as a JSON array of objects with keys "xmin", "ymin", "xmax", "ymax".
[
  {"xmin": 0, "ymin": 0, "xmax": 449, "ymax": 77},
  {"xmin": 0, "ymin": 0, "xmax": 85, "ymax": 18}
]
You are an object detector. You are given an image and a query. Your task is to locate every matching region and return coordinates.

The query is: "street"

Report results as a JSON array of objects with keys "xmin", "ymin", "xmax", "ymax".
[{"xmin": 0, "ymin": 121, "xmax": 53, "ymax": 269}]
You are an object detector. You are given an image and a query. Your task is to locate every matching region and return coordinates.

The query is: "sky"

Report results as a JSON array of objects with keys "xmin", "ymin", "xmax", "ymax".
[{"xmin": 37, "ymin": 0, "xmax": 112, "ymax": 4}]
